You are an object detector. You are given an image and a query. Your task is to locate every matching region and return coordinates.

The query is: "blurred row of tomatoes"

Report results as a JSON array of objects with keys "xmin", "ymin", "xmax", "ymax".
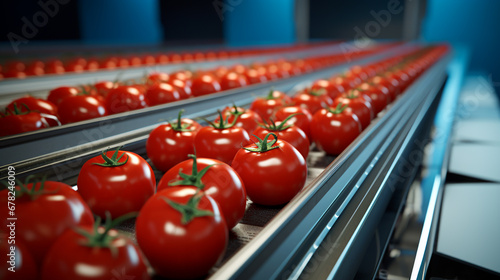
[
  {"xmin": 0, "ymin": 42, "xmax": 339, "ymax": 80},
  {"xmin": 0, "ymin": 44, "xmax": 391, "ymax": 137}
]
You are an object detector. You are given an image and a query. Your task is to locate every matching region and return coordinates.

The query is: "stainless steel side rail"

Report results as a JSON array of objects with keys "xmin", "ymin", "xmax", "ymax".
[
  {"xmin": 209, "ymin": 53, "xmax": 451, "ymax": 280},
  {"xmin": 0, "ymin": 44, "xmax": 417, "ymax": 171},
  {"xmin": 410, "ymin": 48, "xmax": 468, "ymax": 280}
]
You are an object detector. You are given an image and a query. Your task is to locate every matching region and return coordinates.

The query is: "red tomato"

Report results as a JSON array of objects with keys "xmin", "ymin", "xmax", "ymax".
[
  {"xmin": 191, "ymin": 73, "xmax": 221, "ymax": 97},
  {"xmin": 292, "ymin": 88, "xmax": 334, "ymax": 115},
  {"xmin": 0, "ymin": 238, "xmax": 37, "ymax": 280},
  {"xmin": 357, "ymin": 82, "xmax": 390, "ymax": 115},
  {"xmin": 253, "ymin": 116, "xmax": 310, "ymax": 159},
  {"xmin": 41, "ymin": 215, "xmax": 149, "ymax": 280},
  {"xmin": 219, "ymin": 71, "xmax": 248, "ymax": 90},
  {"xmin": 145, "ymin": 83, "xmax": 181, "ymax": 106},
  {"xmin": 77, "ymin": 147, "xmax": 156, "ymax": 218},
  {"xmin": 311, "ymin": 79, "xmax": 343, "ymax": 99},
  {"xmin": 0, "ymin": 110, "xmax": 49, "ymax": 137},
  {"xmin": 274, "ymin": 106, "xmax": 313, "ymax": 140},
  {"xmin": 147, "ymin": 71, "xmax": 170, "ymax": 84},
  {"xmin": 136, "ymin": 187, "xmax": 228, "ymax": 279},
  {"xmin": 93, "ymin": 81, "xmax": 117, "ymax": 98},
  {"xmin": 57, "ymin": 95, "xmax": 107, "ymax": 124},
  {"xmin": 7, "ymin": 96, "xmax": 58, "ymax": 116},
  {"xmin": 0, "ymin": 178, "xmax": 94, "ymax": 266},
  {"xmin": 311, "ymin": 104, "xmax": 362, "ymax": 155},
  {"xmin": 146, "ymin": 110, "xmax": 202, "ymax": 172},
  {"xmin": 105, "ymin": 85, "xmax": 147, "ymax": 114},
  {"xmin": 157, "ymin": 154, "xmax": 246, "ymax": 229},
  {"xmin": 244, "ymin": 68, "xmax": 268, "ymax": 84},
  {"xmin": 219, "ymin": 105, "xmax": 263, "ymax": 134},
  {"xmin": 170, "ymin": 78, "xmax": 192, "ymax": 99},
  {"xmin": 367, "ymin": 76, "xmax": 395, "ymax": 103},
  {"xmin": 194, "ymin": 113, "xmax": 251, "ymax": 165},
  {"xmin": 250, "ymin": 90, "xmax": 291, "ymax": 120},
  {"xmin": 333, "ymin": 90, "xmax": 374, "ymax": 130},
  {"xmin": 232, "ymin": 133, "xmax": 307, "ymax": 205}
]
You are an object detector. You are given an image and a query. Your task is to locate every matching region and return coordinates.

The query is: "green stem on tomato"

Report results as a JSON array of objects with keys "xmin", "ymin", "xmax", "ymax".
[
  {"xmin": 161, "ymin": 190, "xmax": 213, "ymax": 225},
  {"xmin": 327, "ymin": 103, "xmax": 349, "ymax": 114},
  {"xmin": 168, "ymin": 154, "xmax": 217, "ymax": 190},
  {"xmin": 244, "ymin": 132, "xmax": 280, "ymax": 153},
  {"xmin": 92, "ymin": 146, "xmax": 129, "ymax": 167},
  {"xmin": 168, "ymin": 110, "xmax": 194, "ymax": 132}
]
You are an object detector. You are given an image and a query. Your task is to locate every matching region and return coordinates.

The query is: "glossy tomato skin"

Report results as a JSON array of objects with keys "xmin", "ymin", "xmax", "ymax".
[
  {"xmin": 358, "ymin": 83, "xmax": 390, "ymax": 115},
  {"xmin": 0, "ymin": 239, "xmax": 37, "ymax": 280},
  {"xmin": 146, "ymin": 119, "xmax": 202, "ymax": 172},
  {"xmin": 145, "ymin": 83, "xmax": 181, "ymax": 106},
  {"xmin": 333, "ymin": 94, "xmax": 374, "ymax": 130},
  {"xmin": 253, "ymin": 124, "xmax": 310, "ymax": 159},
  {"xmin": 311, "ymin": 108, "xmax": 362, "ymax": 155},
  {"xmin": 157, "ymin": 157, "xmax": 246, "ymax": 229},
  {"xmin": 194, "ymin": 126, "xmax": 250, "ymax": 165},
  {"xmin": 0, "ymin": 112, "xmax": 49, "ymax": 137},
  {"xmin": 274, "ymin": 106, "xmax": 313, "ymax": 140},
  {"xmin": 7, "ymin": 96, "xmax": 58, "ymax": 116},
  {"xmin": 292, "ymin": 89, "xmax": 334, "ymax": 115},
  {"xmin": 93, "ymin": 81, "xmax": 116, "ymax": 98},
  {"xmin": 77, "ymin": 150, "xmax": 156, "ymax": 218},
  {"xmin": 191, "ymin": 74, "xmax": 221, "ymax": 97},
  {"xmin": 136, "ymin": 187, "xmax": 228, "ymax": 279},
  {"xmin": 170, "ymin": 78, "xmax": 192, "ymax": 99},
  {"xmin": 41, "ymin": 227, "xmax": 149, "ymax": 280},
  {"xmin": 105, "ymin": 85, "xmax": 147, "ymax": 114},
  {"xmin": 0, "ymin": 181, "xmax": 94, "ymax": 266},
  {"xmin": 57, "ymin": 95, "xmax": 107, "ymax": 124},
  {"xmin": 311, "ymin": 79, "xmax": 343, "ymax": 99},
  {"xmin": 232, "ymin": 139, "xmax": 307, "ymax": 206},
  {"xmin": 219, "ymin": 71, "xmax": 248, "ymax": 90},
  {"xmin": 219, "ymin": 106, "xmax": 263, "ymax": 134}
]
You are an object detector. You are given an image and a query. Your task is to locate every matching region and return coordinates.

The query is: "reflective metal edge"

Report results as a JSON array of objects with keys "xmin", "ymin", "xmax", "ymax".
[
  {"xmin": 410, "ymin": 48, "xmax": 468, "ymax": 280},
  {"xmin": 209, "ymin": 51, "xmax": 451, "ymax": 280},
  {"xmin": 0, "ymin": 44, "xmax": 416, "ymax": 171}
]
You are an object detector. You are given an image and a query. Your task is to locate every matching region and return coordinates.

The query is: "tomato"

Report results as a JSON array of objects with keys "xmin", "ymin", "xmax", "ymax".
[
  {"xmin": 25, "ymin": 60, "xmax": 45, "ymax": 76},
  {"xmin": 357, "ymin": 82, "xmax": 390, "ymax": 115},
  {"xmin": 157, "ymin": 154, "xmax": 246, "ymax": 229},
  {"xmin": 170, "ymin": 78, "xmax": 192, "ymax": 99},
  {"xmin": 250, "ymin": 90, "xmax": 291, "ymax": 120},
  {"xmin": 191, "ymin": 73, "xmax": 221, "ymax": 97},
  {"xmin": 311, "ymin": 104, "xmax": 362, "ymax": 155},
  {"xmin": 145, "ymin": 83, "xmax": 181, "ymax": 106},
  {"xmin": 93, "ymin": 81, "xmax": 117, "ymax": 98},
  {"xmin": 253, "ymin": 115, "xmax": 310, "ymax": 159},
  {"xmin": 147, "ymin": 71, "xmax": 170, "ymax": 84},
  {"xmin": 146, "ymin": 110, "xmax": 202, "ymax": 172},
  {"xmin": 292, "ymin": 88, "xmax": 334, "ymax": 115},
  {"xmin": 0, "ymin": 238, "xmax": 37, "ymax": 280},
  {"xmin": 45, "ymin": 59, "xmax": 65, "ymax": 74},
  {"xmin": 136, "ymin": 187, "xmax": 228, "ymax": 279},
  {"xmin": 105, "ymin": 85, "xmax": 147, "ymax": 114},
  {"xmin": 311, "ymin": 79, "xmax": 343, "ymax": 99},
  {"xmin": 232, "ymin": 133, "xmax": 307, "ymax": 205},
  {"xmin": 218, "ymin": 105, "xmax": 263, "ymax": 134},
  {"xmin": 0, "ymin": 177, "xmax": 94, "ymax": 267},
  {"xmin": 77, "ymin": 147, "xmax": 156, "ymax": 218},
  {"xmin": 7, "ymin": 96, "xmax": 58, "ymax": 116},
  {"xmin": 333, "ymin": 90, "xmax": 374, "ymax": 130},
  {"xmin": 367, "ymin": 75, "xmax": 396, "ymax": 103},
  {"xmin": 219, "ymin": 71, "xmax": 248, "ymax": 90},
  {"xmin": 57, "ymin": 95, "xmax": 107, "ymax": 124},
  {"xmin": 244, "ymin": 68, "xmax": 268, "ymax": 84},
  {"xmin": 0, "ymin": 108, "xmax": 49, "ymax": 137},
  {"xmin": 274, "ymin": 106, "xmax": 313, "ymax": 140},
  {"xmin": 41, "ymin": 214, "xmax": 149, "ymax": 280},
  {"xmin": 194, "ymin": 113, "xmax": 251, "ymax": 165}
]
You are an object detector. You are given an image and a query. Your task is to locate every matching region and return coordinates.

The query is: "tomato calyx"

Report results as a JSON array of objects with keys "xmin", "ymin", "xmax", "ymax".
[
  {"xmin": 74, "ymin": 212, "xmax": 137, "ymax": 255},
  {"xmin": 4, "ymin": 174, "xmax": 57, "ymax": 200},
  {"xmin": 168, "ymin": 154, "xmax": 217, "ymax": 189},
  {"xmin": 203, "ymin": 110, "xmax": 238, "ymax": 130},
  {"xmin": 306, "ymin": 88, "xmax": 326, "ymax": 97},
  {"xmin": 169, "ymin": 109, "xmax": 195, "ymax": 132},
  {"xmin": 244, "ymin": 133, "xmax": 280, "ymax": 152},
  {"xmin": 160, "ymin": 190, "xmax": 213, "ymax": 225},
  {"xmin": 227, "ymin": 104, "xmax": 245, "ymax": 118},
  {"xmin": 258, "ymin": 113, "xmax": 300, "ymax": 131},
  {"xmin": 327, "ymin": 103, "xmax": 349, "ymax": 114},
  {"xmin": 93, "ymin": 146, "xmax": 129, "ymax": 167},
  {"xmin": 3, "ymin": 102, "xmax": 33, "ymax": 116}
]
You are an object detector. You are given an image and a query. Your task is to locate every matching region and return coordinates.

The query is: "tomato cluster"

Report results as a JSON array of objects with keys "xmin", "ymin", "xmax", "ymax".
[{"xmin": 0, "ymin": 44, "xmax": 448, "ymax": 279}]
